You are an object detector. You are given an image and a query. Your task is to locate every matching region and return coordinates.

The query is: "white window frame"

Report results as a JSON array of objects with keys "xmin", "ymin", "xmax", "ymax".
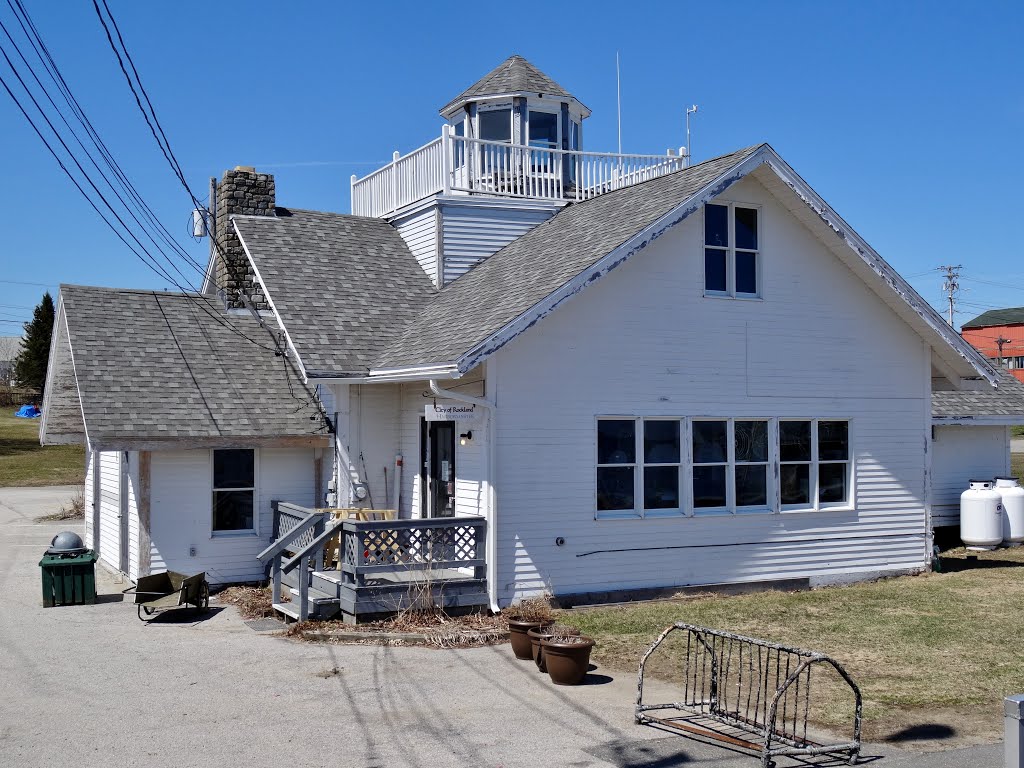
[
  {"xmin": 703, "ymin": 201, "xmax": 762, "ymax": 299},
  {"xmin": 475, "ymin": 103, "xmax": 514, "ymax": 143},
  {"xmin": 210, "ymin": 448, "xmax": 259, "ymax": 536},
  {"xmin": 594, "ymin": 417, "xmax": 853, "ymax": 519},
  {"xmin": 691, "ymin": 418, "xmax": 773, "ymax": 516},
  {"xmin": 778, "ymin": 418, "xmax": 853, "ymax": 513}
]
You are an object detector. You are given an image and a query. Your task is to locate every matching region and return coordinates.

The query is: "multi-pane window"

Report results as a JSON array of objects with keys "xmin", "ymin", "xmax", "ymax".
[
  {"xmin": 596, "ymin": 418, "xmax": 849, "ymax": 518},
  {"xmin": 643, "ymin": 420, "xmax": 680, "ymax": 511},
  {"xmin": 596, "ymin": 420, "xmax": 635, "ymax": 512},
  {"xmin": 596, "ymin": 419, "xmax": 682, "ymax": 516},
  {"xmin": 779, "ymin": 420, "xmax": 850, "ymax": 508},
  {"xmin": 212, "ymin": 449, "xmax": 256, "ymax": 533},
  {"xmin": 704, "ymin": 203, "xmax": 760, "ymax": 297},
  {"xmin": 692, "ymin": 419, "xmax": 769, "ymax": 512}
]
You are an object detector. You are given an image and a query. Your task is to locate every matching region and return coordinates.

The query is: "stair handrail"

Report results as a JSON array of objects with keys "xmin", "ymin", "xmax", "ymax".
[
  {"xmin": 257, "ymin": 502, "xmax": 329, "ymax": 564},
  {"xmin": 280, "ymin": 517, "xmax": 347, "ymax": 574}
]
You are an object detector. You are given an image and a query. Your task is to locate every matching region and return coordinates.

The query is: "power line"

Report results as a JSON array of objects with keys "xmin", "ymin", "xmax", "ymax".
[{"xmin": 0, "ymin": 4, "xmax": 279, "ymax": 354}]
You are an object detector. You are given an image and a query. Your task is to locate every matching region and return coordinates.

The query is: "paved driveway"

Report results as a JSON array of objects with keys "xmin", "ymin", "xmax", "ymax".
[{"xmin": 0, "ymin": 487, "xmax": 1003, "ymax": 768}]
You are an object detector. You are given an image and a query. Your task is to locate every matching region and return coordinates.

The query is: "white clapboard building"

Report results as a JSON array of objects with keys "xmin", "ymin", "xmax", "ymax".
[{"xmin": 41, "ymin": 56, "xmax": 1024, "ymax": 620}]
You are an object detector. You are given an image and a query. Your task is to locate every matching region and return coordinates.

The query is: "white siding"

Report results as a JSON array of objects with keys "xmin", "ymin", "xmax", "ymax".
[
  {"xmin": 125, "ymin": 452, "xmax": 140, "ymax": 581},
  {"xmin": 83, "ymin": 450, "xmax": 94, "ymax": 549},
  {"xmin": 96, "ymin": 451, "xmax": 121, "ymax": 570},
  {"xmin": 490, "ymin": 174, "xmax": 932, "ymax": 602},
  {"xmin": 351, "ymin": 384, "xmax": 401, "ymax": 513},
  {"xmin": 394, "ymin": 206, "xmax": 439, "ymax": 285},
  {"xmin": 931, "ymin": 426, "xmax": 1010, "ymax": 526},
  {"xmin": 149, "ymin": 447, "xmax": 317, "ymax": 585},
  {"xmin": 440, "ymin": 201, "xmax": 556, "ymax": 285}
]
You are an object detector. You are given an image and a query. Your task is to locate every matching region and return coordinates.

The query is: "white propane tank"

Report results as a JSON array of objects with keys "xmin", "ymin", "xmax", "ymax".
[
  {"xmin": 995, "ymin": 476, "xmax": 1024, "ymax": 547},
  {"xmin": 960, "ymin": 479, "xmax": 1003, "ymax": 550}
]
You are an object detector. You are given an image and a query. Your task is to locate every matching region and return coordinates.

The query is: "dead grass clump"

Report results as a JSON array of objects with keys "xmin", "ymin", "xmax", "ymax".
[
  {"xmin": 504, "ymin": 594, "xmax": 555, "ymax": 623},
  {"xmin": 295, "ymin": 611, "xmax": 509, "ymax": 648},
  {"xmin": 218, "ymin": 585, "xmax": 278, "ymax": 619},
  {"xmin": 36, "ymin": 488, "xmax": 85, "ymax": 521}
]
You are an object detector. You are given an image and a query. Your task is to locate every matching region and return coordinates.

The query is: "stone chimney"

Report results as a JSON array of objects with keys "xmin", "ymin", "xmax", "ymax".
[{"xmin": 214, "ymin": 166, "xmax": 275, "ymax": 310}]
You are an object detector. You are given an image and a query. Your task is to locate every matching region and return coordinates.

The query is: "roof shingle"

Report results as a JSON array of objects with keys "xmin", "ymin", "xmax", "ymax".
[
  {"xmin": 374, "ymin": 145, "xmax": 763, "ymax": 370},
  {"xmin": 962, "ymin": 307, "xmax": 1024, "ymax": 329},
  {"xmin": 58, "ymin": 285, "xmax": 327, "ymax": 448},
  {"xmin": 233, "ymin": 208, "xmax": 437, "ymax": 377},
  {"xmin": 440, "ymin": 55, "xmax": 573, "ymax": 115},
  {"xmin": 932, "ymin": 370, "xmax": 1024, "ymax": 420}
]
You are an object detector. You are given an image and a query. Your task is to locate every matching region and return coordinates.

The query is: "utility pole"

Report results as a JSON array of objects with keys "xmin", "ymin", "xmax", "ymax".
[
  {"xmin": 995, "ymin": 335, "xmax": 1012, "ymax": 366},
  {"xmin": 939, "ymin": 264, "xmax": 962, "ymax": 326}
]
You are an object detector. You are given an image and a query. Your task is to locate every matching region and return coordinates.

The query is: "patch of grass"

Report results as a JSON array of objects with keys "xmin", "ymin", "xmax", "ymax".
[
  {"xmin": 1013, "ymin": 452, "xmax": 1023, "ymax": 479},
  {"xmin": 557, "ymin": 547, "xmax": 1024, "ymax": 742},
  {"xmin": 1011, "ymin": 425, "xmax": 1024, "ymax": 438},
  {"xmin": 0, "ymin": 411, "xmax": 84, "ymax": 487}
]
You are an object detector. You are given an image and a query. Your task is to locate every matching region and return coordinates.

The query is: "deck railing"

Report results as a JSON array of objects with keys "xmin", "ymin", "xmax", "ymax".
[
  {"xmin": 340, "ymin": 516, "xmax": 486, "ymax": 587},
  {"xmin": 351, "ymin": 126, "xmax": 687, "ymax": 218}
]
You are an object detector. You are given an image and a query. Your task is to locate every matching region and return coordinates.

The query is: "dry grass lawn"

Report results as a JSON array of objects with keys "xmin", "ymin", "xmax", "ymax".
[
  {"xmin": 559, "ymin": 544, "xmax": 1024, "ymax": 746},
  {"xmin": 0, "ymin": 410, "xmax": 84, "ymax": 487}
]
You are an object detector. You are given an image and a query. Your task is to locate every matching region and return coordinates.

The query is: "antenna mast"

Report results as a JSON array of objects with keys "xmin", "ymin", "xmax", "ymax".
[
  {"xmin": 939, "ymin": 264, "xmax": 962, "ymax": 326},
  {"xmin": 686, "ymin": 104, "xmax": 699, "ymax": 165},
  {"xmin": 616, "ymin": 52, "xmax": 622, "ymax": 155}
]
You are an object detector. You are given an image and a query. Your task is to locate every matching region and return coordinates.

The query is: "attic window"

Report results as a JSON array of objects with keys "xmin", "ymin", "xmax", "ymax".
[{"xmin": 704, "ymin": 203, "xmax": 760, "ymax": 298}]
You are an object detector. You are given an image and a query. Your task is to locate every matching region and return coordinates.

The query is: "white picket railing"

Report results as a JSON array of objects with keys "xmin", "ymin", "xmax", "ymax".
[{"xmin": 351, "ymin": 126, "xmax": 687, "ymax": 219}]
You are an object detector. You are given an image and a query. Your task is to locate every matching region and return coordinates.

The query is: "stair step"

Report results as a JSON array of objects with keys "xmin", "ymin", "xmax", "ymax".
[
  {"xmin": 273, "ymin": 602, "xmax": 299, "ymax": 620},
  {"xmin": 288, "ymin": 586, "xmax": 335, "ymax": 604}
]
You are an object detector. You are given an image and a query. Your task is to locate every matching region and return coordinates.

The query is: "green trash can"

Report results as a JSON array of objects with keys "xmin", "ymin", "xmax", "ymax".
[{"xmin": 39, "ymin": 531, "xmax": 98, "ymax": 607}]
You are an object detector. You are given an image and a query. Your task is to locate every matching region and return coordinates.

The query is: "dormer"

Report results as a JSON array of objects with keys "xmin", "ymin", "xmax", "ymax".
[{"xmin": 439, "ymin": 55, "xmax": 591, "ymax": 168}]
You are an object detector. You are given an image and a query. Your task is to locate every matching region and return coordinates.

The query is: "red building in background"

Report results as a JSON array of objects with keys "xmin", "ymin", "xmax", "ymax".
[{"xmin": 961, "ymin": 307, "xmax": 1024, "ymax": 383}]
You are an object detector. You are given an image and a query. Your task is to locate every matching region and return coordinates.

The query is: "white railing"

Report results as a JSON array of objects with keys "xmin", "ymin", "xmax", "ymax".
[{"xmin": 351, "ymin": 126, "xmax": 688, "ymax": 219}]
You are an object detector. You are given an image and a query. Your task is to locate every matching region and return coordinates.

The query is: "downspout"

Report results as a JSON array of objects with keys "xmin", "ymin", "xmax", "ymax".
[{"xmin": 428, "ymin": 379, "xmax": 499, "ymax": 613}]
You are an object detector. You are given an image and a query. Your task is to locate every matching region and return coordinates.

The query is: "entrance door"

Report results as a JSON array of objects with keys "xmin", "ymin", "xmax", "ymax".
[
  {"xmin": 119, "ymin": 452, "xmax": 130, "ymax": 575},
  {"xmin": 420, "ymin": 420, "xmax": 456, "ymax": 518}
]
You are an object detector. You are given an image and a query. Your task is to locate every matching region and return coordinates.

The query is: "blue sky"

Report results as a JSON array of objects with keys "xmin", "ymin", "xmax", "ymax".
[{"xmin": 0, "ymin": 0, "xmax": 1021, "ymax": 335}]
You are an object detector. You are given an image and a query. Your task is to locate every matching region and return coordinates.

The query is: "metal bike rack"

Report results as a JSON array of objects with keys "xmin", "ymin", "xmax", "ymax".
[{"xmin": 636, "ymin": 623, "xmax": 862, "ymax": 768}]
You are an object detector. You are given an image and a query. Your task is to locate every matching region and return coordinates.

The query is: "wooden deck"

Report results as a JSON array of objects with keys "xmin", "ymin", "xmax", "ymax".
[{"xmin": 263, "ymin": 503, "xmax": 487, "ymax": 623}]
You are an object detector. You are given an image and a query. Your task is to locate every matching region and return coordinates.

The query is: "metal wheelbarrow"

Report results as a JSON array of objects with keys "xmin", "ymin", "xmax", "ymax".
[{"xmin": 127, "ymin": 571, "xmax": 209, "ymax": 621}]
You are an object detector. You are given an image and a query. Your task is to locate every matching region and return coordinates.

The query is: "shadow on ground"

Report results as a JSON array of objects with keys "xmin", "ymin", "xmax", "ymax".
[{"xmin": 883, "ymin": 723, "xmax": 957, "ymax": 743}]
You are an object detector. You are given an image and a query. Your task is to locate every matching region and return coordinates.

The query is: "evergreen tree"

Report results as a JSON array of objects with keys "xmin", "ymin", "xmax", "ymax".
[{"xmin": 13, "ymin": 292, "xmax": 55, "ymax": 398}]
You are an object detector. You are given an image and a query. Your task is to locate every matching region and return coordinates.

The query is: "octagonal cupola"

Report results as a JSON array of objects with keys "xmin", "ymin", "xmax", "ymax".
[{"xmin": 440, "ymin": 54, "xmax": 591, "ymax": 155}]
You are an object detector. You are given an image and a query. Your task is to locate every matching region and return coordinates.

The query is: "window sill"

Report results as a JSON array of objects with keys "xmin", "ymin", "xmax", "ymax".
[
  {"xmin": 210, "ymin": 530, "xmax": 259, "ymax": 539},
  {"xmin": 702, "ymin": 292, "xmax": 763, "ymax": 301}
]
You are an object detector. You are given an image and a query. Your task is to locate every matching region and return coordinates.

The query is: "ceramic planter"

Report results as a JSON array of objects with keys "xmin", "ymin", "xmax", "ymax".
[
  {"xmin": 541, "ymin": 635, "xmax": 595, "ymax": 685},
  {"xmin": 528, "ymin": 625, "xmax": 580, "ymax": 672},
  {"xmin": 508, "ymin": 619, "xmax": 551, "ymax": 660}
]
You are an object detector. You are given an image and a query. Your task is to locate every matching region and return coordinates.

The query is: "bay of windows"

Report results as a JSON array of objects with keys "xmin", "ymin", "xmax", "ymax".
[{"xmin": 596, "ymin": 417, "xmax": 850, "ymax": 519}]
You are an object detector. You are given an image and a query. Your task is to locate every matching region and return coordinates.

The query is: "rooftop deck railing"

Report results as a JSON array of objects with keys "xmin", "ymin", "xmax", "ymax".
[{"xmin": 351, "ymin": 126, "xmax": 688, "ymax": 218}]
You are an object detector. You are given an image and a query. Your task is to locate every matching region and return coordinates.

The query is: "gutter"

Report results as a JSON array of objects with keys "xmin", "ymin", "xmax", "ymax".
[{"xmin": 428, "ymin": 379, "xmax": 499, "ymax": 613}]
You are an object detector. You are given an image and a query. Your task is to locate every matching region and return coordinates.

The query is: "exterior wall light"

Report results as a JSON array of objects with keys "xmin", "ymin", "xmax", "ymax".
[{"xmin": 459, "ymin": 430, "xmax": 473, "ymax": 446}]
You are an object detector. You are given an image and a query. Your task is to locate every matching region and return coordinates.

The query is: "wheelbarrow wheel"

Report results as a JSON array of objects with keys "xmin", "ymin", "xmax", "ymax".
[{"xmin": 199, "ymin": 582, "xmax": 210, "ymax": 611}]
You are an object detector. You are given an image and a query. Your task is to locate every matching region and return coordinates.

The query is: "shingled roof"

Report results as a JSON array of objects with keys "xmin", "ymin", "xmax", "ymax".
[
  {"xmin": 932, "ymin": 370, "xmax": 1024, "ymax": 423},
  {"xmin": 41, "ymin": 285, "xmax": 329, "ymax": 450},
  {"xmin": 374, "ymin": 145, "xmax": 764, "ymax": 371},
  {"xmin": 233, "ymin": 208, "xmax": 436, "ymax": 377},
  {"xmin": 962, "ymin": 306, "xmax": 1024, "ymax": 329},
  {"xmin": 440, "ymin": 55, "xmax": 576, "ymax": 116}
]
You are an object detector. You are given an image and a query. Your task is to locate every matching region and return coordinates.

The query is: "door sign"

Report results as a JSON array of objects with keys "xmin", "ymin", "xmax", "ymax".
[{"xmin": 424, "ymin": 403, "xmax": 477, "ymax": 421}]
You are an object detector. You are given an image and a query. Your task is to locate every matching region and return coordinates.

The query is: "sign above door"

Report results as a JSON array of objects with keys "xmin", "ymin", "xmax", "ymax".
[{"xmin": 424, "ymin": 403, "xmax": 478, "ymax": 421}]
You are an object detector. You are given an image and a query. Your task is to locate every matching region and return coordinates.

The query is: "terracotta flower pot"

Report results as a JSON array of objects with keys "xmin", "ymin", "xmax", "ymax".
[
  {"xmin": 541, "ymin": 635, "xmax": 595, "ymax": 685},
  {"xmin": 508, "ymin": 619, "xmax": 551, "ymax": 660},
  {"xmin": 528, "ymin": 625, "xmax": 579, "ymax": 672}
]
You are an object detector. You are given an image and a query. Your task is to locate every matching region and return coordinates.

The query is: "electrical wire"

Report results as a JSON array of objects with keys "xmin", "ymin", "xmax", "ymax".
[{"xmin": 0, "ymin": 7, "xmax": 280, "ymax": 353}]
